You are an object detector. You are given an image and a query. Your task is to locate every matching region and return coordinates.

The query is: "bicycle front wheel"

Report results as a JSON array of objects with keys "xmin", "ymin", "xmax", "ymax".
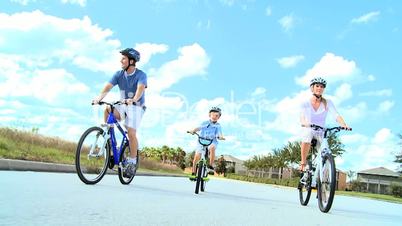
[
  {"xmin": 317, "ymin": 153, "xmax": 336, "ymax": 213},
  {"xmin": 200, "ymin": 165, "xmax": 207, "ymax": 192},
  {"xmin": 195, "ymin": 162, "xmax": 204, "ymax": 194},
  {"xmin": 75, "ymin": 126, "xmax": 110, "ymax": 185},
  {"xmin": 298, "ymin": 161, "xmax": 312, "ymax": 206},
  {"xmin": 118, "ymin": 145, "xmax": 138, "ymax": 185}
]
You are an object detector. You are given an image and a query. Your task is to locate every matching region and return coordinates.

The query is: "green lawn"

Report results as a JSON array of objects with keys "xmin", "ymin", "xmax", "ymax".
[{"xmin": 336, "ymin": 190, "xmax": 402, "ymax": 204}]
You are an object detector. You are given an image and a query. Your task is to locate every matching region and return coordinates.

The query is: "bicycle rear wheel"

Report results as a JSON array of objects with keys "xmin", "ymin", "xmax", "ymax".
[
  {"xmin": 75, "ymin": 126, "xmax": 110, "ymax": 185},
  {"xmin": 317, "ymin": 153, "xmax": 336, "ymax": 213},
  {"xmin": 298, "ymin": 161, "xmax": 312, "ymax": 206},
  {"xmin": 118, "ymin": 145, "xmax": 138, "ymax": 185},
  {"xmin": 195, "ymin": 162, "xmax": 204, "ymax": 194}
]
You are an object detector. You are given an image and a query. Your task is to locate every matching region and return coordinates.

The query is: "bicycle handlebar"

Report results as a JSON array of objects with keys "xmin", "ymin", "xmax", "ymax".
[
  {"xmin": 92, "ymin": 101, "xmax": 127, "ymax": 106},
  {"xmin": 303, "ymin": 124, "xmax": 352, "ymax": 132}
]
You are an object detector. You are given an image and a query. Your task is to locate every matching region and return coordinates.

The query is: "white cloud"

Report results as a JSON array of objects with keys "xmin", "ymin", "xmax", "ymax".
[
  {"xmin": 377, "ymin": 100, "xmax": 394, "ymax": 113},
  {"xmin": 332, "ymin": 83, "xmax": 353, "ymax": 105},
  {"xmin": 367, "ymin": 74, "xmax": 376, "ymax": 81},
  {"xmin": 251, "ymin": 87, "xmax": 267, "ymax": 97},
  {"xmin": 61, "ymin": 0, "xmax": 87, "ymax": 7},
  {"xmin": 148, "ymin": 43, "xmax": 210, "ymax": 92},
  {"xmin": 337, "ymin": 128, "xmax": 399, "ymax": 171},
  {"xmin": 359, "ymin": 89, "xmax": 392, "ymax": 97},
  {"xmin": 265, "ymin": 6, "xmax": 272, "ymax": 16},
  {"xmin": 277, "ymin": 55, "xmax": 304, "ymax": 68},
  {"xmin": 351, "ymin": 11, "xmax": 380, "ymax": 24},
  {"xmin": 0, "ymin": 10, "xmax": 121, "ymax": 74},
  {"xmin": 0, "ymin": 67, "xmax": 90, "ymax": 105},
  {"xmin": 295, "ymin": 53, "xmax": 361, "ymax": 87},
  {"xmin": 278, "ymin": 14, "xmax": 295, "ymax": 32},
  {"xmin": 134, "ymin": 43, "xmax": 169, "ymax": 67}
]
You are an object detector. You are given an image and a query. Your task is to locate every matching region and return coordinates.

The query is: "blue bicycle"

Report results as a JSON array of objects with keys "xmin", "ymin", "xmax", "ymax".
[{"xmin": 75, "ymin": 101, "xmax": 138, "ymax": 185}]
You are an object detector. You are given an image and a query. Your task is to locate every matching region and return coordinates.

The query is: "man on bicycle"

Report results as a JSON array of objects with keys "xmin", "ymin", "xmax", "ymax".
[
  {"xmin": 93, "ymin": 47, "xmax": 147, "ymax": 177},
  {"xmin": 299, "ymin": 77, "xmax": 350, "ymax": 173},
  {"xmin": 188, "ymin": 107, "xmax": 225, "ymax": 178}
]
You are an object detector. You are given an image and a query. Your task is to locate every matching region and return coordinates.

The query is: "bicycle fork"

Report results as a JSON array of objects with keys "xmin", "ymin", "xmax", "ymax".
[{"xmin": 88, "ymin": 131, "xmax": 110, "ymax": 158}]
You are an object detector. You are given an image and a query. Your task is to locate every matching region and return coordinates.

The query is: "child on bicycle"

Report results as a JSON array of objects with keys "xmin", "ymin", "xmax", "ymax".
[
  {"xmin": 188, "ymin": 107, "xmax": 225, "ymax": 177},
  {"xmin": 299, "ymin": 77, "xmax": 350, "ymax": 173}
]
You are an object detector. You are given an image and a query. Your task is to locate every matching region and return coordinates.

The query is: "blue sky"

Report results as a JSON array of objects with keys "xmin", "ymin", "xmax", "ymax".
[{"xmin": 0, "ymin": 0, "xmax": 401, "ymax": 172}]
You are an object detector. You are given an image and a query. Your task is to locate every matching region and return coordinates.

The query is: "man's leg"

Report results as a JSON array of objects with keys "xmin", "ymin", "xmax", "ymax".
[
  {"xmin": 127, "ymin": 127, "xmax": 138, "ymax": 159},
  {"xmin": 104, "ymin": 106, "xmax": 121, "ymax": 123}
]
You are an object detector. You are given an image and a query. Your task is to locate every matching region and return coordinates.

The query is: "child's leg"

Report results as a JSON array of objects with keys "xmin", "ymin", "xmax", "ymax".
[
  {"xmin": 192, "ymin": 153, "xmax": 201, "ymax": 173},
  {"xmin": 208, "ymin": 144, "xmax": 216, "ymax": 166}
]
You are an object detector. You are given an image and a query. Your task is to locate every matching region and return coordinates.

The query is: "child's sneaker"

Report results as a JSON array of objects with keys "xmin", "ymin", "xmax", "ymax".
[{"xmin": 189, "ymin": 172, "xmax": 196, "ymax": 181}]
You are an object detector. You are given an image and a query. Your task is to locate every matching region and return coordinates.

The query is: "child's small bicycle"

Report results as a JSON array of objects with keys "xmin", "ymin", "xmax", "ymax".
[
  {"xmin": 187, "ymin": 131, "xmax": 214, "ymax": 194},
  {"xmin": 298, "ymin": 124, "xmax": 351, "ymax": 213},
  {"xmin": 75, "ymin": 101, "xmax": 138, "ymax": 185}
]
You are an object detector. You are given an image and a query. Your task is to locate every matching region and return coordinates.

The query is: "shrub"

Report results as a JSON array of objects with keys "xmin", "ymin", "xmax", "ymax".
[
  {"xmin": 389, "ymin": 183, "xmax": 402, "ymax": 198},
  {"xmin": 350, "ymin": 180, "xmax": 365, "ymax": 192}
]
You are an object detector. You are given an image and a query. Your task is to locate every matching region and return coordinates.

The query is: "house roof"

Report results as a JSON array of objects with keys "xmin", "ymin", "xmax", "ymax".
[
  {"xmin": 358, "ymin": 167, "xmax": 400, "ymax": 177},
  {"xmin": 221, "ymin": 155, "xmax": 244, "ymax": 164}
]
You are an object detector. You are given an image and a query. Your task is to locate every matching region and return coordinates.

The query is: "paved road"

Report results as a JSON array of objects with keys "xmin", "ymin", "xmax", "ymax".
[{"xmin": 1, "ymin": 171, "xmax": 401, "ymax": 226}]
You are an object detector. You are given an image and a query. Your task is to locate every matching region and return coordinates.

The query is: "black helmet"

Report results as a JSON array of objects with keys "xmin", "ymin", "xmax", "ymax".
[{"xmin": 120, "ymin": 48, "xmax": 140, "ymax": 62}]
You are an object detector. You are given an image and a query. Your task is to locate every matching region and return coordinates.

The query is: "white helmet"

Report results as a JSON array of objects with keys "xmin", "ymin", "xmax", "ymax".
[{"xmin": 310, "ymin": 77, "xmax": 327, "ymax": 88}]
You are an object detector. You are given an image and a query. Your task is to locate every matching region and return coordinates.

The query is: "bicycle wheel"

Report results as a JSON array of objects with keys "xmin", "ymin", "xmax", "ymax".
[
  {"xmin": 118, "ymin": 145, "xmax": 138, "ymax": 185},
  {"xmin": 195, "ymin": 162, "xmax": 204, "ymax": 194},
  {"xmin": 298, "ymin": 161, "xmax": 312, "ymax": 206},
  {"xmin": 317, "ymin": 153, "xmax": 336, "ymax": 213},
  {"xmin": 75, "ymin": 126, "xmax": 110, "ymax": 185},
  {"xmin": 200, "ymin": 165, "xmax": 207, "ymax": 192}
]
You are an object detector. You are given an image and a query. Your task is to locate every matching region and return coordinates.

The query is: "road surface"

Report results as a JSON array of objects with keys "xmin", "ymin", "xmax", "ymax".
[{"xmin": 0, "ymin": 171, "xmax": 401, "ymax": 226}]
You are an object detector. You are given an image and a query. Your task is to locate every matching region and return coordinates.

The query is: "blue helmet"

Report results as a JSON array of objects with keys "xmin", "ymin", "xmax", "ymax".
[{"xmin": 120, "ymin": 48, "xmax": 140, "ymax": 62}]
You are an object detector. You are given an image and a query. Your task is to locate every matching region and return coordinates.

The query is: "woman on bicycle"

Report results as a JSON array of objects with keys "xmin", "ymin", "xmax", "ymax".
[
  {"xmin": 299, "ymin": 77, "xmax": 350, "ymax": 172},
  {"xmin": 188, "ymin": 107, "xmax": 225, "ymax": 177}
]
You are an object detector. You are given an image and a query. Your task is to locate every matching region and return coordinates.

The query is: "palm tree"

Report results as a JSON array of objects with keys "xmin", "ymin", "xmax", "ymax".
[{"xmin": 347, "ymin": 170, "xmax": 356, "ymax": 182}]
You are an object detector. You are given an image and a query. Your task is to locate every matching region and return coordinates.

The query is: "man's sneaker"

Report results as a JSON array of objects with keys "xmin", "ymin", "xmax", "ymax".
[
  {"xmin": 207, "ymin": 165, "xmax": 215, "ymax": 175},
  {"xmin": 189, "ymin": 172, "xmax": 196, "ymax": 181},
  {"xmin": 123, "ymin": 162, "xmax": 137, "ymax": 178}
]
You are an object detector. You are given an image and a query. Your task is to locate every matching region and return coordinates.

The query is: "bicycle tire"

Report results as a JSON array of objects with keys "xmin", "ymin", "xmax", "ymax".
[
  {"xmin": 200, "ymin": 165, "xmax": 207, "ymax": 192},
  {"xmin": 195, "ymin": 162, "xmax": 204, "ymax": 194},
  {"xmin": 118, "ymin": 145, "xmax": 138, "ymax": 185},
  {"xmin": 317, "ymin": 153, "xmax": 336, "ymax": 213},
  {"xmin": 75, "ymin": 126, "xmax": 110, "ymax": 185},
  {"xmin": 298, "ymin": 161, "xmax": 312, "ymax": 206}
]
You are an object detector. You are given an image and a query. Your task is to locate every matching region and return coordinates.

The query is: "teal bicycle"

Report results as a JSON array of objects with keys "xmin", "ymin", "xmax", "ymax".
[{"xmin": 187, "ymin": 131, "xmax": 214, "ymax": 194}]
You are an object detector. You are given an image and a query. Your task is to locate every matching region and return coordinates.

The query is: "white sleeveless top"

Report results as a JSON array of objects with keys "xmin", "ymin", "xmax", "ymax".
[{"xmin": 300, "ymin": 98, "xmax": 339, "ymax": 127}]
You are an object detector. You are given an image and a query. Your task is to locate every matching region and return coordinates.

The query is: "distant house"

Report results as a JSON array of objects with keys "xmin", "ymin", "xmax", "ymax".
[
  {"xmin": 336, "ymin": 170, "xmax": 347, "ymax": 191},
  {"xmin": 357, "ymin": 167, "xmax": 402, "ymax": 194},
  {"xmin": 219, "ymin": 155, "xmax": 246, "ymax": 174}
]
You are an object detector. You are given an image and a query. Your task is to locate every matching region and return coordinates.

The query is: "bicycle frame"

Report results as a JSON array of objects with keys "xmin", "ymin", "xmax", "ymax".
[
  {"xmin": 105, "ymin": 110, "xmax": 130, "ymax": 165},
  {"xmin": 310, "ymin": 135, "xmax": 330, "ymax": 188}
]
